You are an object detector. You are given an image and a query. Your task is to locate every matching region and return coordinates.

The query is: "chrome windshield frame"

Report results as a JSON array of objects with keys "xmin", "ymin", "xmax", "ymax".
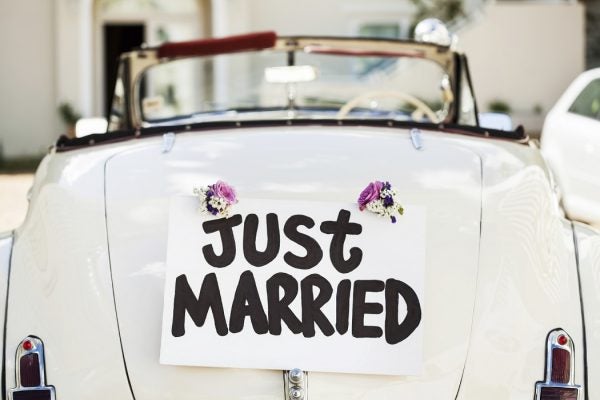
[{"xmin": 110, "ymin": 34, "xmax": 463, "ymax": 131}]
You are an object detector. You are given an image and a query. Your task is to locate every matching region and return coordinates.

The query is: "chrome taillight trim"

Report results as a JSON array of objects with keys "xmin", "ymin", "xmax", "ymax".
[
  {"xmin": 8, "ymin": 336, "xmax": 56, "ymax": 400},
  {"xmin": 546, "ymin": 329, "xmax": 575, "ymax": 384},
  {"xmin": 535, "ymin": 329, "xmax": 581, "ymax": 400}
]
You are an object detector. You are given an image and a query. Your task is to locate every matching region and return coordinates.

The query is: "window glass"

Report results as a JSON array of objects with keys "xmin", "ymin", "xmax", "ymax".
[
  {"xmin": 569, "ymin": 79, "xmax": 600, "ymax": 120},
  {"xmin": 139, "ymin": 50, "xmax": 449, "ymax": 125},
  {"xmin": 356, "ymin": 24, "xmax": 402, "ymax": 75}
]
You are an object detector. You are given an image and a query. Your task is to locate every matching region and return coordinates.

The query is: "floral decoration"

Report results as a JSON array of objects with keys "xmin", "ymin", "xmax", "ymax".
[
  {"xmin": 193, "ymin": 180, "xmax": 238, "ymax": 218},
  {"xmin": 357, "ymin": 180, "xmax": 404, "ymax": 223}
]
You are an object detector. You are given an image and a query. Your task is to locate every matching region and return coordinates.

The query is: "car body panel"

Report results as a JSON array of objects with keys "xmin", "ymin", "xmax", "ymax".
[
  {"xmin": 4, "ymin": 148, "xmax": 134, "ymax": 400},
  {"xmin": 458, "ymin": 142, "xmax": 584, "ymax": 398},
  {"xmin": 104, "ymin": 126, "xmax": 482, "ymax": 399},
  {"xmin": 5, "ymin": 123, "xmax": 590, "ymax": 399},
  {"xmin": 574, "ymin": 222, "xmax": 600, "ymax": 400}
]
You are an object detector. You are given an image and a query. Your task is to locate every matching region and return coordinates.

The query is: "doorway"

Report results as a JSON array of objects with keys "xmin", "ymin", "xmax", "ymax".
[{"xmin": 103, "ymin": 24, "xmax": 145, "ymax": 117}]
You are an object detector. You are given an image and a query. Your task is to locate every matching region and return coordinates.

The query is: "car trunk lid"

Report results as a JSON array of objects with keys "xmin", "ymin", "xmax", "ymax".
[{"xmin": 105, "ymin": 126, "xmax": 481, "ymax": 399}]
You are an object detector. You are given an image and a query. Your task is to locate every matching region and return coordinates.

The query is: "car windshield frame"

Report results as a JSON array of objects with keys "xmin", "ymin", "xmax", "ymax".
[
  {"xmin": 107, "ymin": 34, "xmax": 474, "ymax": 131},
  {"xmin": 55, "ymin": 32, "xmax": 531, "ymax": 152},
  {"xmin": 137, "ymin": 52, "xmax": 455, "ymax": 127}
]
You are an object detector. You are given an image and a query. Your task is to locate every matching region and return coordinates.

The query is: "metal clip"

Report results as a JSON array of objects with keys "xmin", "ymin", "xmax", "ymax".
[
  {"xmin": 162, "ymin": 132, "xmax": 176, "ymax": 153},
  {"xmin": 410, "ymin": 128, "xmax": 423, "ymax": 150},
  {"xmin": 284, "ymin": 368, "xmax": 307, "ymax": 400}
]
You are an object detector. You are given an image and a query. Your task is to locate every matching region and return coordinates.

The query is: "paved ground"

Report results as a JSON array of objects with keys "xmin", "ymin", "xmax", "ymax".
[{"xmin": 0, "ymin": 174, "xmax": 34, "ymax": 232}]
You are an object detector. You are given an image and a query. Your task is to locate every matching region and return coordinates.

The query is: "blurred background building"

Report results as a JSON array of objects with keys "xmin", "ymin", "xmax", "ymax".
[{"xmin": 0, "ymin": 0, "xmax": 590, "ymax": 161}]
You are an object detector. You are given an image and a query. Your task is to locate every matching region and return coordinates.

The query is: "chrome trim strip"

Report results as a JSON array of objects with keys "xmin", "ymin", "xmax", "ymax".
[
  {"xmin": 8, "ymin": 336, "xmax": 56, "ymax": 400},
  {"xmin": 410, "ymin": 128, "xmax": 423, "ymax": 150}
]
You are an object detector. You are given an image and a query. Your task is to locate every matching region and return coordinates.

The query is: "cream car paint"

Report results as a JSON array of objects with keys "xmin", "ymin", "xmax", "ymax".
[
  {"xmin": 1, "ymin": 126, "xmax": 592, "ymax": 399},
  {"xmin": 573, "ymin": 222, "xmax": 600, "ymax": 400}
]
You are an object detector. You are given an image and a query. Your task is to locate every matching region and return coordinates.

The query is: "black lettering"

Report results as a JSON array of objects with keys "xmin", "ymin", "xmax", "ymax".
[
  {"xmin": 320, "ymin": 209, "xmax": 363, "ymax": 273},
  {"xmin": 171, "ymin": 273, "xmax": 228, "ymax": 337},
  {"xmin": 336, "ymin": 279, "xmax": 351, "ymax": 335},
  {"xmin": 352, "ymin": 280, "xmax": 384, "ymax": 338},
  {"xmin": 266, "ymin": 272, "xmax": 302, "ymax": 335},
  {"xmin": 229, "ymin": 271, "xmax": 269, "ymax": 334},
  {"xmin": 301, "ymin": 274, "xmax": 335, "ymax": 337},
  {"xmin": 202, "ymin": 215, "xmax": 243, "ymax": 268},
  {"xmin": 283, "ymin": 215, "xmax": 323, "ymax": 269},
  {"xmin": 243, "ymin": 213, "xmax": 280, "ymax": 267},
  {"xmin": 385, "ymin": 279, "xmax": 422, "ymax": 345}
]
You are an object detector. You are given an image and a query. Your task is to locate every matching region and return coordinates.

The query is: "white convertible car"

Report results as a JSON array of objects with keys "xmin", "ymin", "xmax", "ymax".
[
  {"xmin": 1, "ymin": 26, "xmax": 600, "ymax": 400},
  {"xmin": 541, "ymin": 68, "xmax": 600, "ymax": 225}
]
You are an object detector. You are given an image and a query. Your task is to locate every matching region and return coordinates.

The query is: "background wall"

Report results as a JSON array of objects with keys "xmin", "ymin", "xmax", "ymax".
[
  {"xmin": 0, "ymin": 0, "xmax": 60, "ymax": 158},
  {"xmin": 0, "ymin": 0, "xmax": 587, "ymax": 159},
  {"xmin": 460, "ymin": 1, "xmax": 585, "ymax": 131}
]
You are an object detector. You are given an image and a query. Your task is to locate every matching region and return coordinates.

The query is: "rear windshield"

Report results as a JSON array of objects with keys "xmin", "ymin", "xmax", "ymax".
[{"xmin": 139, "ymin": 50, "xmax": 450, "ymax": 125}]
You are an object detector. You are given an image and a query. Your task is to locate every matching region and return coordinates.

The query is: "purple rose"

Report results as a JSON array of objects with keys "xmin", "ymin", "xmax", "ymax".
[
  {"xmin": 357, "ymin": 181, "xmax": 383, "ymax": 211},
  {"xmin": 211, "ymin": 180, "xmax": 237, "ymax": 204}
]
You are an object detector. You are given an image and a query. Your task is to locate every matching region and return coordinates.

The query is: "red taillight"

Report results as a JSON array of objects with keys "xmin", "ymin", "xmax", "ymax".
[
  {"xmin": 19, "ymin": 353, "xmax": 41, "ymax": 387},
  {"xmin": 22, "ymin": 340, "xmax": 33, "ymax": 351},
  {"xmin": 557, "ymin": 334, "xmax": 568, "ymax": 346},
  {"xmin": 551, "ymin": 348, "xmax": 571, "ymax": 384}
]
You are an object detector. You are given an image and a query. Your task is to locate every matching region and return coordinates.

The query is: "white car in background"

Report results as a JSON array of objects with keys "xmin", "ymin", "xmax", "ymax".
[{"xmin": 542, "ymin": 68, "xmax": 600, "ymax": 225}]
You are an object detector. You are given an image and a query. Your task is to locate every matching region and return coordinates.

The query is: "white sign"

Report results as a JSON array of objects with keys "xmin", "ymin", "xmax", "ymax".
[{"xmin": 160, "ymin": 197, "xmax": 426, "ymax": 376}]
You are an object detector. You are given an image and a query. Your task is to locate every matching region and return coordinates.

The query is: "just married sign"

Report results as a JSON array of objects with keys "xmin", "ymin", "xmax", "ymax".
[{"xmin": 160, "ymin": 197, "xmax": 426, "ymax": 376}]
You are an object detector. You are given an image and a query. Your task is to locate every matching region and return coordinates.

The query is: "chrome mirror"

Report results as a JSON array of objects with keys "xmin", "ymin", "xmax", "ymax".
[{"xmin": 414, "ymin": 18, "xmax": 456, "ymax": 48}]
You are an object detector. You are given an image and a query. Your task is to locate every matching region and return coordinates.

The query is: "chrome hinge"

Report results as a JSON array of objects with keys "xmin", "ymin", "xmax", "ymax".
[
  {"xmin": 410, "ymin": 128, "xmax": 423, "ymax": 150},
  {"xmin": 162, "ymin": 132, "xmax": 176, "ymax": 153},
  {"xmin": 284, "ymin": 368, "xmax": 308, "ymax": 400}
]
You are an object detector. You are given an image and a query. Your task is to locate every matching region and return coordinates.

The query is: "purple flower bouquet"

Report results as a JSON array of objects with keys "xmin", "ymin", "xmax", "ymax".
[
  {"xmin": 193, "ymin": 180, "xmax": 238, "ymax": 218},
  {"xmin": 357, "ymin": 180, "xmax": 404, "ymax": 223}
]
